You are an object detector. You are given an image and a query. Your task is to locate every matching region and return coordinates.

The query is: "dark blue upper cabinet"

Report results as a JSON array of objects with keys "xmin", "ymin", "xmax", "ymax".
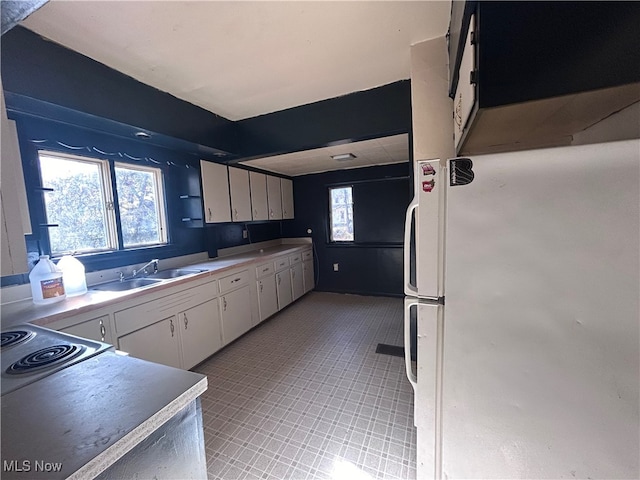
[
  {"xmin": 448, "ymin": 1, "xmax": 640, "ymax": 155},
  {"xmin": 449, "ymin": 1, "xmax": 640, "ymax": 106}
]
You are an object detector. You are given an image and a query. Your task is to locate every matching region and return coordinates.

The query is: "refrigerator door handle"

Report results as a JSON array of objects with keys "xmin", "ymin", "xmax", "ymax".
[
  {"xmin": 404, "ymin": 298, "xmax": 418, "ymax": 394},
  {"xmin": 404, "ymin": 195, "xmax": 419, "ymax": 297}
]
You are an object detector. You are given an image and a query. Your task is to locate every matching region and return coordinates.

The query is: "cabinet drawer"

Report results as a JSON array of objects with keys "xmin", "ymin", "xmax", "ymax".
[
  {"xmin": 302, "ymin": 250, "xmax": 313, "ymax": 261},
  {"xmin": 219, "ymin": 269, "xmax": 250, "ymax": 293},
  {"xmin": 256, "ymin": 262, "xmax": 274, "ymax": 278},
  {"xmin": 114, "ymin": 281, "xmax": 217, "ymax": 336},
  {"xmin": 289, "ymin": 253, "xmax": 302, "ymax": 264},
  {"xmin": 274, "ymin": 257, "xmax": 289, "ymax": 271}
]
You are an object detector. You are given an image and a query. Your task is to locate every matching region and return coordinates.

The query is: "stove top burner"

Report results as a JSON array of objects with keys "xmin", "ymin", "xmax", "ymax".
[
  {"xmin": 1, "ymin": 330, "xmax": 34, "ymax": 349},
  {"xmin": 5, "ymin": 344, "xmax": 85, "ymax": 375}
]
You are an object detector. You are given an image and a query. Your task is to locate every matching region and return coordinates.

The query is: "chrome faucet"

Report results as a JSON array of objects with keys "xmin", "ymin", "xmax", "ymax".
[{"xmin": 132, "ymin": 259, "xmax": 159, "ymax": 278}]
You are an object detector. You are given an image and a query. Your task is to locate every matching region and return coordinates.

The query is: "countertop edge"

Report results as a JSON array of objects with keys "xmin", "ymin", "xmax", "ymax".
[{"xmin": 66, "ymin": 375, "xmax": 208, "ymax": 480}]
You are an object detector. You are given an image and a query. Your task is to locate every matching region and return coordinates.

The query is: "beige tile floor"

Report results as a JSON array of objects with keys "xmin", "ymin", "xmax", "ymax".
[{"xmin": 194, "ymin": 292, "xmax": 416, "ymax": 480}]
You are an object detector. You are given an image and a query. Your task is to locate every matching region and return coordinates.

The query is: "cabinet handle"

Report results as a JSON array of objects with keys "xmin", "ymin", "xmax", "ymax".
[
  {"xmin": 99, "ymin": 319, "xmax": 106, "ymax": 342},
  {"xmin": 208, "ymin": 207, "xmax": 212, "ymax": 220},
  {"xmin": 259, "ymin": 282, "xmax": 263, "ymax": 293},
  {"xmin": 254, "ymin": 209, "xmax": 258, "ymax": 216},
  {"xmin": 234, "ymin": 208, "xmax": 238, "ymax": 219},
  {"xmin": 170, "ymin": 319, "xmax": 175, "ymax": 337},
  {"xmin": 223, "ymin": 297, "xmax": 227, "ymax": 311},
  {"xmin": 233, "ymin": 277, "xmax": 241, "ymax": 283},
  {"xmin": 262, "ymin": 268, "xmax": 269, "ymax": 272},
  {"xmin": 184, "ymin": 313, "xmax": 189, "ymax": 329},
  {"xmin": 270, "ymin": 209, "xmax": 273, "ymax": 218},
  {"xmin": 277, "ymin": 274, "xmax": 281, "ymax": 285}
]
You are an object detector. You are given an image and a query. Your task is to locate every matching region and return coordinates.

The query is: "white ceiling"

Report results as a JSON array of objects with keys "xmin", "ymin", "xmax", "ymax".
[
  {"xmin": 21, "ymin": 0, "xmax": 451, "ymax": 121},
  {"xmin": 20, "ymin": 1, "xmax": 447, "ymax": 176},
  {"xmin": 240, "ymin": 133, "xmax": 409, "ymax": 176}
]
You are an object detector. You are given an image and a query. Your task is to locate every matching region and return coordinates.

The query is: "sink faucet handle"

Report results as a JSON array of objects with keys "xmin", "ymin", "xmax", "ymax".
[{"xmin": 117, "ymin": 271, "xmax": 125, "ymax": 282}]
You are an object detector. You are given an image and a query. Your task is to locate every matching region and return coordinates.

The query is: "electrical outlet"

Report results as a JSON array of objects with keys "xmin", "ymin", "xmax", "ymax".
[
  {"xmin": 333, "ymin": 263, "xmax": 339, "ymax": 272},
  {"xmin": 242, "ymin": 229, "xmax": 248, "ymax": 239}
]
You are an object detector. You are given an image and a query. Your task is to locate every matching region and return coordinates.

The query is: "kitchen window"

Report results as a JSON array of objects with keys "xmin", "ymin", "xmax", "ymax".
[
  {"xmin": 114, "ymin": 163, "xmax": 167, "ymax": 248},
  {"xmin": 329, "ymin": 186, "xmax": 354, "ymax": 242},
  {"xmin": 38, "ymin": 151, "xmax": 167, "ymax": 255}
]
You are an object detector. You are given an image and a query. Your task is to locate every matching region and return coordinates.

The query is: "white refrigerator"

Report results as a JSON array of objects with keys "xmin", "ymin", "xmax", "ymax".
[{"xmin": 403, "ymin": 139, "xmax": 639, "ymax": 479}]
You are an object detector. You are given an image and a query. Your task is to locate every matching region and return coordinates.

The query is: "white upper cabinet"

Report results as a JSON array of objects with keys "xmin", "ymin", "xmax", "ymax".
[
  {"xmin": 267, "ymin": 175, "xmax": 283, "ymax": 220},
  {"xmin": 200, "ymin": 160, "xmax": 231, "ymax": 223},
  {"xmin": 1, "ymin": 86, "xmax": 31, "ymax": 276},
  {"xmin": 228, "ymin": 167, "xmax": 252, "ymax": 222},
  {"xmin": 249, "ymin": 171, "xmax": 268, "ymax": 221},
  {"xmin": 281, "ymin": 178, "xmax": 294, "ymax": 220}
]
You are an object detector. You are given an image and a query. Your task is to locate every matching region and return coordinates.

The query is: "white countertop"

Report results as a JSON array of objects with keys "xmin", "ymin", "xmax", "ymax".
[
  {"xmin": 0, "ymin": 351, "xmax": 207, "ymax": 479},
  {"xmin": 1, "ymin": 243, "xmax": 311, "ymax": 329}
]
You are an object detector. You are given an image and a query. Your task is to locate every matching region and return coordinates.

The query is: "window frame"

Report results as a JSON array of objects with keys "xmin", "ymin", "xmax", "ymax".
[
  {"xmin": 328, "ymin": 185, "xmax": 355, "ymax": 243},
  {"xmin": 114, "ymin": 161, "xmax": 168, "ymax": 249},
  {"xmin": 36, "ymin": 150, "xmax": 169, "ymax": 257}
]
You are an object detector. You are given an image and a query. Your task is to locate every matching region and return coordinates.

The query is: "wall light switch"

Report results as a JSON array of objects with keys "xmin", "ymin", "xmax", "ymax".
[
  {"xmin": 242, "ymin": 230, "xmax": 248, "ymax": 239},
  {"xmin": 333, "ymin": 263, "xmax": 339, "ymax": 272}
]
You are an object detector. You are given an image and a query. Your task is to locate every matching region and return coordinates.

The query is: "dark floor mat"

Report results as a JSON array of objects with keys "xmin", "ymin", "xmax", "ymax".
[{"xmin": 375, "ymin": 343, "xmax": 404, "ymax": 357}]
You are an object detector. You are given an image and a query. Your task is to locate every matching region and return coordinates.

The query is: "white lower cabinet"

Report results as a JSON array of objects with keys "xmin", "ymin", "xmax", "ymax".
[
  {"xmin": 220, "ymin": 285, "xmax": 252, "ymax": 344},
  {"xmin": 118, "ymin": 316, "xmax": 182, "ymax": 369},
  {"xmin": 180, "ymin": 298, "xmax": 222, "ymax": 370},
  {"xmin": 291, "ymin": 262, "xmax": 304, "ymax": 301},
  {"xmin": 302, "ymin": 249, "xmax": 315, "ymax": 293},
  {"xmin": 257, "ymin": 275, "xmax": 278, "ymax": 321},
  {"xmin": 61, "ymin": 315, "xmax": 113, "ymax": 344},
  {"xmin": 114, "ymin": 280, "xmax": 221, "ymax": 369},
  {"xmin": 276, "ymin": 270, "xmax": 293, "ymax": 310}
]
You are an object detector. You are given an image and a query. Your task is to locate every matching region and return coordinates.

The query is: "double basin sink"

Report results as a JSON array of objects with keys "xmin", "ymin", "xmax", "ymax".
[{"xmin": 92, "ymin": 268, "xmax": 207, "ymax": 292}]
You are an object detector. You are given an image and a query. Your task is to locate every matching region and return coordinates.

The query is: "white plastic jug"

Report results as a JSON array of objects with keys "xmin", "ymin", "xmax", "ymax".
[
  {"xmin": 57, "ymin": 255, "xmax": 87, "ymax": 297},
  {"xmin": 29, "ymin": 255, "xmax": 67, "ymax": 305}
]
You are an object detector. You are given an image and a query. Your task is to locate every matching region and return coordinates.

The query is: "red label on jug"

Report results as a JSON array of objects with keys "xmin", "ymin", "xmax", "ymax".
[{"xmin": 41, "ymin": 278, "xmax": 65, "ymax": 299}]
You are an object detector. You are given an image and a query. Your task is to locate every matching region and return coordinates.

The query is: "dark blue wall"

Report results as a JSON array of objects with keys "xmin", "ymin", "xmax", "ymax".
[
  {"xmin": 1, "ymin": 111, "xmax": 208, "ymax": 287},
  {"xmin": 284, "ymin": 162, "xmax": 411, "ymax": 297}
]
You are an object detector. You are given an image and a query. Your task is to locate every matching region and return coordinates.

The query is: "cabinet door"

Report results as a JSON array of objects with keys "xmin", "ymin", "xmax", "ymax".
[
  {"xmin": 257, "ymin": 275, "xmax": 278, "ymax": 322},
  {"xmin": 303, "ymin": 260, "xmax": 315, "ymax": 293},
  {"xmin": 118, "ymin": 316, "xmax": 181, "ymax": 369},
  {"xmin": 220, "ymin": 286, "xmax": 252, "ymax": 344},
  {"xmin": 249, "ymin": 171, "xmax": 268, "ymax": 221},
  {"xmin": 180, "ymin": 298, "xmax": 222, "ymax": 370},
  {"xmin": 228, "ymin": 167, "xmax": 252, "ymax": 222},
  {"xmin": 276, "ymin": 270, "xmax": 293, "ymax": 310},
  {"xmin": 1, "ymin": 89, "xmax": 30, "ymax": 276},
  {"xmin": 290, "ymin": 263, "xmax": 304, "ymax": 301},
  {"xmin": 200, "ymin": 160, "xmax": 231, "ymax": 223},
  {"xmin": 453, "ymin": 16, "xmax": 476, "ymax": 150},
  {"xmin": 281, "ymin": 178, "xmax": 294, "ymax": 219},
  {"xmin": 61, "ymin": 315, "xmax": 113, "ymax": 344},
  {"xmin": 266, "ymin": 175, "xmax": 283, "ymax": 220}
]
